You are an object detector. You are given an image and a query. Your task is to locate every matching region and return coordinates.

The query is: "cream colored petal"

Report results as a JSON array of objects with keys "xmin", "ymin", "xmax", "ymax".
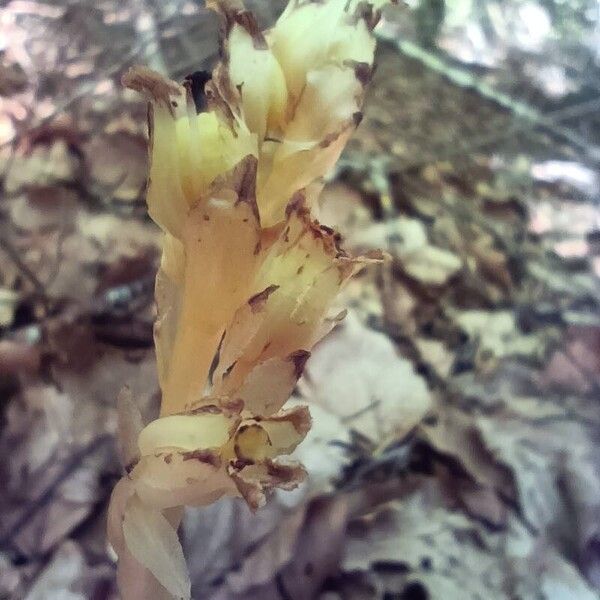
[
  {"xmin": 138, "ymin": 412, "xmax": 234, "ymax": 456},
  {"xmin": 285, "ymin": 65, "xmax": 363, "ymax": 143},
  {"xmin": 257, "ymin": 130, "xmax": 352, "ymax": 226},
  {"xmin": 269, "ymin": 1, "xmax": 346, "ymax": 101},
  {"xmin": 147, "ymin": 103, "xmax": 189, "ymax": 237},
  {"xmin": 132, "ymin": 450, "xmax": 238, "ymax": 509},
  {"xmin": 107, "ymin": 478, "xmax": 136, "ymax": 559},
  {"xmin": 122, "ymin": 495, "xmax": 191, "ymax": 600},
  {"xmin": 122, "ymin": 68, "xmax": 189, "ymax": 237},
  {"xmin": 107, "ymin": 479, "xmax": 174, "ymax": 600},
  {"xmin": 228, "ymin": 22, "xmax": 288, "ymax": 140},
  {"xmin": 206, "ymin": 0, "xmax": 287, "ymax": 138},
  {"xmin": 173, "ymin": 111, "xmax": 258, "ymax": 208},
  {"xmin": 257, "ymin": 62, "xmax": 364, "ymax": 225},
  {"xmin": 268, "ymin": 0, "xmax": 380, "ymax": 102},
  {"xmin": 257, "ymin": 404, "xmax": 312, "ymax": 453},
  {"xmin": 123, "ymin": 66, "xmax": 257, "ymax": 238}
]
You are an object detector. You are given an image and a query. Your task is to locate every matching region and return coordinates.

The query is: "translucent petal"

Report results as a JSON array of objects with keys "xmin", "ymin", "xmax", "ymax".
[
  {"xmin": 132, "ymin": 451, "xmax": 237, "ymax": 509},
  {"xmin": 123, "ymin": 495, "xmax": 191, "ymax": 600},
  {"xmin": 229, "ymin": 23, "xmax": 288, "ymax": 139}
]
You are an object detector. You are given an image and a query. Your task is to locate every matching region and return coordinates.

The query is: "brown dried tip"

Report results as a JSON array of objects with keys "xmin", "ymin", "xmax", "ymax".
[
  {"xmin": 121, "ymin": 66, "xmax": 182, "ymax": 111},
  {"xmin": 348, "ymin": 60, "xmax": 373, "ymax": 86},
  {"xmin": 285, "ymin": 190, "xmax": 306, "ymax": 218},
  {"xmin": 248, "ymin": 284, "xmax": 280, "ymax": 312},
  {"xmin": 181, "ymin": 449, "xmax": 221, "ymax": 468},
  {"xmin": 219, "ymin": 397, "xmax": 246, "ymax": 415},
  {"xmin": 267, "ymin": 403, "xmax": 312, "ymax": 435},
  {"xmin": 228, "ymin": 459, "xmax": 307, "ymax": 510},
  {"xmin": 353, "ymin": 0, "xmax": 398, "ymax": 30},
  {"xmin": 265, "ymin": 459, "xmax": 307, "ymax": 490},
  {"xmin": 284, "ymin": 193, "xmax": 345, "ymax": 256},
  {"xmin": 364, "ymin": 249, "xmax": 390, "ymax": 262},
  {"xmin": 206, "ymin": 0, "xmax": 268, "ymax": 49},
  {"xmin": 288, "ymin": 350, "xmax": 311, "ymax": 379},
  {"xmin": 227, "ymin": 468, "xmax": 266, "ymax": 510}
]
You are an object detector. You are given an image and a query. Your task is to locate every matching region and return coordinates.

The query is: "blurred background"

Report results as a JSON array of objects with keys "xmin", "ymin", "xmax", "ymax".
[{"xmin": 1, "ymin": 0, "xmax": 600, "ymax": 598}]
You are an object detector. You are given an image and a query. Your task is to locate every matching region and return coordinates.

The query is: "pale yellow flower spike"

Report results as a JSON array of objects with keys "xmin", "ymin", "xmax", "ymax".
[{"xmin": 110, "ymin": 1, "xmax": 394, "ymax": 598}]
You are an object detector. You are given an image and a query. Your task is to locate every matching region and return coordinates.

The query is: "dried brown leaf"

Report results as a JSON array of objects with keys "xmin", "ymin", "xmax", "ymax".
[{"xmin": 299, "ymin": 312, "xmax": 432, "ymax": 440}]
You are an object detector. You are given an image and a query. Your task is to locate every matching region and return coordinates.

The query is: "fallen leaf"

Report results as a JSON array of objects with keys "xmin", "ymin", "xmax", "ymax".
[
  {"xmin": 299, "ymin": 312, "xmax": 432, "ymax": 441},
  {"xmin": 539, "ymin": 325, "xmax": 600, "ymax": 394},
  {"xmin": 352, "ymin": 217, "xmax": 463, "ymax": 285},
  {"xmin": 0, "ymin": 383, "xmax": 115, "ymax": 557},
  {"xmin": 84, "ymin": 131, "xmax": 147, "ymax": 202},
  {"xmin": 24, "ymin": 541, "xmax": 115, "ymax": 600},
  {"xmin": 203, "ymin": 495, "xmax": 352, "ymax": 600},
  {"xmin": 342, "ymin": 488, "xmax": 508, "ymax": 598},
  {"xmin": 414, "ymin": 337, "xmax": 455, "ymax": 379},
  {"xmin": 9, "ymin": 186, "xmax": 79, "ymax": 235},
  {"xmin": 451, "ymin": 309, "xmax": 552, "ymax": 365},
  {"xmin": 419, "ymin": 403, "xmax": 516, "ymax": 508},
  {"xmin": 4, "ymin": 141, "xmax": 80, "ymax": 194},
  {"xmin": 318, "ymin": 183, "xmax": 373, "ymax": 245},
  {"xmin": 183, "ymin": 497, "xmax": 296, "ymax": 597}
]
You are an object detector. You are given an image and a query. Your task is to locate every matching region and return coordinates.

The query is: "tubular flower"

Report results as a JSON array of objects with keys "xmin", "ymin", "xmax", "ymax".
[{"xmin": 108, "ymin": 0, "xmax": 393, "ymax": 598}]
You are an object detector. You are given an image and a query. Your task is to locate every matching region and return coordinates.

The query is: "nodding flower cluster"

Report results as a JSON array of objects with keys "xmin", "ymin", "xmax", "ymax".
[{"xmin": 107, "ymin": 1, "xmax": 393, "ymax": 597}]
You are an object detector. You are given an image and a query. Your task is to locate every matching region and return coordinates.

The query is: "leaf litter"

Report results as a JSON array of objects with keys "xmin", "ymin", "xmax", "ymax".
[{"xmin": 1, "ymin": 1, "xmax": 600, "ymax": 599}]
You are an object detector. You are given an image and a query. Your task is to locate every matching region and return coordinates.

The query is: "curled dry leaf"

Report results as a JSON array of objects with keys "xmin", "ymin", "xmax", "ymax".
[
  {"xmin": 418, "ymin": 402, "xmax": 516, "ymax": 527},
  {"xmin": 213, "ymin": 495, "xmax": 352, "ymax": 600},
  {"xmin": 182, "ymin": 496, "xmax": 302, "ymax": 598}
]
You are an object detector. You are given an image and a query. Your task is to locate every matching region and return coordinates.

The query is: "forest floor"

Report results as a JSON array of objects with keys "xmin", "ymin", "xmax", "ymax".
[{"xmin": 1, "ymin": 2, "xmax": 600, "ymax": 599}]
